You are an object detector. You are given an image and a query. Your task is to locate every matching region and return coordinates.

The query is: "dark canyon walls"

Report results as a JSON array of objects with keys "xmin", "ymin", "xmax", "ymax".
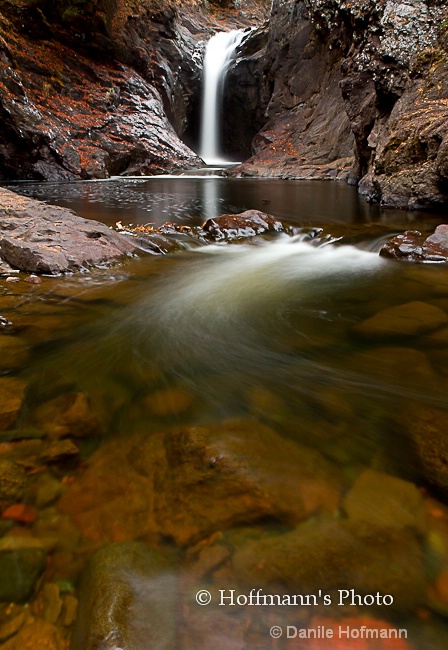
[
  {"xmin": 0, "ymin": 0, "xmax": 447, "ymax": 211},
  {"xmin": 236, "ymin": 0, "xmax": 448, "ymax": 210}
]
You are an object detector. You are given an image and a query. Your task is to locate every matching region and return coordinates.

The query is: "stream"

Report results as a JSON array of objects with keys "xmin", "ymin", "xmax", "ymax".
[{"xmin": 1, "ymin": 175, "xmax": 448, "ymax": 648}]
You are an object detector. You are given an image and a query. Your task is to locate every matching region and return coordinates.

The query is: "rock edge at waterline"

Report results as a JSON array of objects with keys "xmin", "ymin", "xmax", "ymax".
[{"xmin": 0, "ymin": 188, "xmax": 138, "ymax": 275}]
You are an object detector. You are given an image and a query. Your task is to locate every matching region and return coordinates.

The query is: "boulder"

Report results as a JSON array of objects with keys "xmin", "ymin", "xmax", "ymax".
[
  {"xmin": 203, "ymin": 210, "xmax": 284, "ymax": 240},
  {"xmin": 0, "ymin": 188, "xmax": 137, "ymax": 274},
  {"xmin": 71, "ymin": 542, "xmax": 177, "ymax": 650}
]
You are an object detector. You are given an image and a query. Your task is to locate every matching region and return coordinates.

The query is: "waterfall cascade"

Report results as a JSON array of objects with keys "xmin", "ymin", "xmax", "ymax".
[{"xmin": 199, "ymin": 29, "xmax": 246, "ymax": 166}]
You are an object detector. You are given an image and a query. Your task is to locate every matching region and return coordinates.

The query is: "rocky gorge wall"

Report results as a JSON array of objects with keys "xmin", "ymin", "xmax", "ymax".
[
  {"xmin": 234, "ymin": 0, "xmax": 448, "ymax": 210},
  {"xmin": 0, "ymin": 0, "xmax": 268, "ymax": 180},
  {"xmin": 0, "ymin": 0, "xmax": 447, "ymax": 211}
]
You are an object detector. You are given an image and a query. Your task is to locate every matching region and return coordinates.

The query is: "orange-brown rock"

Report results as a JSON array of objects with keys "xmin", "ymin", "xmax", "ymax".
[{"xmin": 58, "ymin": 419, "xmax": 343, "ymax": 546}]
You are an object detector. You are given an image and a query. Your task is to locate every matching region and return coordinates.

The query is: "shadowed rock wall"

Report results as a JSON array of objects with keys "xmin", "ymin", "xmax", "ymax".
[{"xmin": 235, "ymin": 0, "xmax": 448, "ymax": 210}]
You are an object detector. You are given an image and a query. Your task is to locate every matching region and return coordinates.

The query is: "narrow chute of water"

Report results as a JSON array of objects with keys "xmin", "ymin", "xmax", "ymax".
[{"xmin": 199, "ymin": 29, "xmax": 246, "ymax": 165}]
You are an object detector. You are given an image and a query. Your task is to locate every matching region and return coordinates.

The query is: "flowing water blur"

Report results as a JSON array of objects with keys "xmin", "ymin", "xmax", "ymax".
[{"xmin": 2, "ymin": 177, "xmax": 448, "ymax": 648}]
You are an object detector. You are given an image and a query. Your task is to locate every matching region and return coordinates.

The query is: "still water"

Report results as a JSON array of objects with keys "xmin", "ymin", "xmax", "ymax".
[{"xmin": 1, "ymin": 176, "xmax": 448, "ymax": 649}]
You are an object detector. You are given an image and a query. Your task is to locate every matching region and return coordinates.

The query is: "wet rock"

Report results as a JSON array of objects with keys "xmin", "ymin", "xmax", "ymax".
[
  {"xmin": 0, "ymin": 336, "xmax": 29, "ymax": 372},
  {"xmin": 59, "ymin": 419, "xmax": 343, "ymax": 546},
  {"xmin": 203, "ymin": 210, "xmax": 284, "ymax": 240},
  {"xmin": 0, "ymin": 548, "xmax": 46, "ymax": 602},
  {"xmin": 71, "ymin": 542, "xmax": 177, "ymax": 650},
  {"xmin": 347, "ymin": 346, "xmax": 436, "ymax": 386},
  {"xmin": 0, "ymin": 459, "xmax": 28, "ymax": 512},
  {"xmin": 0, "ymin": 188, "xmax": 137, "ymax": 274},
  {"xmin": 403, "ymin": 408, "xmax": 448, "ymax": 492},
  {"xmin": 343, "ymin": 469, "xmax": 426, "ymax": 535},
  {"xmin": 232, "ymin": 518, "xmax": 426, "ymax": 612},
  {"xmin": 0, "ymin": 377, "xmax": 26, "ymax": 430},
  {"xmin": 381, "ymin": 227, "xmax": 448, "ymax": 262},
  {"xmin": 155, "ymin": 419, "xmax": 343, "ymax": 545},
  {"xmin": 353, "ymin": 301, "xmax": 448, "ymax": 339},
  {"xmin": 32, "ymin": 392, "xmax": 102, "ymax": 438}
]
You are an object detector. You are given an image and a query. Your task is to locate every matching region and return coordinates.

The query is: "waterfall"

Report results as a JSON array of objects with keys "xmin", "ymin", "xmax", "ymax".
[{"xmin": 199, "ymin": 29, "xmax": 246, "ymax": 166}]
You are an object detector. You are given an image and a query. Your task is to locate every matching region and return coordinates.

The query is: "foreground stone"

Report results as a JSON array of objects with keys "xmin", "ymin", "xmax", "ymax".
[
  {"xmin": 0, "ymin": 548, "xmax": 46, "ymax": 602},
  {"xmin": 0, "ymin": 188, "xmax": 137, "ymax": 274},
  {"xmin": 232, "ymin": 518, "xmax": 426, "ymax": 613},
  {"xmin": 403, "ymin": 408, "xmax": 448, "ymax": 493},
  {"xmin": 58, "ymin": 419, "xmax": 343, "ymax": 546},
  {"xmin": 72, "ymin": 542, "xmax": 177, "ymax": 650},
  {"xmin": 203, "ymin": 210, "xmax": 284, "ymax": 240}
]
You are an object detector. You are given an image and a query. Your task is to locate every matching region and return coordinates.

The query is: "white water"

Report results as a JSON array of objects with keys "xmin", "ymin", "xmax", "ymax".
[{"xmin": 199, "ymin": 30, "xmax": 246, "ymax": 165}]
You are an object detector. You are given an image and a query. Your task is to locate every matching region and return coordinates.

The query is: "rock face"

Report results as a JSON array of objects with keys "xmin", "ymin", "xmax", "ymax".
[
  {"xmin": 0, "ymin": 188, "xmax": 137, "ymax": 273},
  {"xmin": 234, "ymin": 0, "xmax": 448, "ymax": 209}
]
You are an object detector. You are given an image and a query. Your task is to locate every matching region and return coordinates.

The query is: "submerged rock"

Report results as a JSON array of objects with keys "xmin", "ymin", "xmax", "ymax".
[
  {"xmin": 232, "ymin": 518, "xmax": 426, "ymax": 613},
  {"xmin": 0, "ymin": 188, "xmax": 137, "ymax": 274},
  {"xmin": 203, "ymin": 210, "xmax": 284, "ymax": 240},
  {"xmin": 58, "ymin": 419, "xmax": 343, "ymax": 546},
  {"xmin": 71, "ymin": 542, "xmax": 177, "ymax": 650},
  {"xmin": 353, "ymin": 301, "xmax": 448, "ymax": 339},
  {"xmin": 343, "ymin": 469, "xmax": 426, "ymax": 536}
]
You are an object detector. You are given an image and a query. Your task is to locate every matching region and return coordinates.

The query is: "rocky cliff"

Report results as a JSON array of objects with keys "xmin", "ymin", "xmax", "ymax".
[
  {"xmin": 234, "ymin": 0, "xmax": 448, "ymax": 210},
  {"xmin": 0, "ymin": 0, "xmax": 268, "ymax": 180}
]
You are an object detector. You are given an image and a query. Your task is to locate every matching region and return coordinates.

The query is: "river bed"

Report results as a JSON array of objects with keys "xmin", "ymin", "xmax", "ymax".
[{"xmin": 1, "ymin": 176, "xmax": 448, "ymax": 649}]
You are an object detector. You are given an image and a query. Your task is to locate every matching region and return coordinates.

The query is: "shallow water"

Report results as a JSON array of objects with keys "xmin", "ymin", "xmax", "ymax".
[{"xmin": 1, "ymin": 177, "xmax": 448, "ymax": 648}]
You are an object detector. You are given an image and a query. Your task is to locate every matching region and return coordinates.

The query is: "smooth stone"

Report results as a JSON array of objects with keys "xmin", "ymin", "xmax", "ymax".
[
  {"xmin": 71, "ymin": 542, "xmax": 177, "ymax": 650},
  {"xmin": 343, "ymin": 469, "xmax": 426, "ymax": 535},
  {"xmin": 40, "ymin": 439, "xmax": 80, "ymax": 464},
  {"xmin": 143, "ymin": 387, "xmax": 193, "ymax": 417},
  {"xmin": 0, "ymin": 549, "xmax": 46, "ymax": 602},
  {"xmin": 0, "ymin": 618, "xmax": 66, "ymax": 650},
  {"xmin": 353, "ymin": 301, "xmax": 448, "ymax": 338},
  {"xmin": 35, "ymin": 475, "xmax": 63, "ymax": 508}
]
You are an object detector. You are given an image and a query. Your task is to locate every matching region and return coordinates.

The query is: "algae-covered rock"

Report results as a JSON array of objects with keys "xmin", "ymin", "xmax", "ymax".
[
  {"xmin": 232, "ymin": 518, "xmax": 426, "ymax": 613},
  {"xmin": 71, "ymin": 542, "xmax": 177, "ymax": 650},
  {"xmin": 343, "ymin": 469, "xmax": 426, "ymax": 535}
]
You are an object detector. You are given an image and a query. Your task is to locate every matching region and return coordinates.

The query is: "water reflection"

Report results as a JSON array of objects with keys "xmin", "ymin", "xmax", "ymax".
[{"xmin": 3, "ymin": 176, "xmax": 443, "ymax": 230}]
